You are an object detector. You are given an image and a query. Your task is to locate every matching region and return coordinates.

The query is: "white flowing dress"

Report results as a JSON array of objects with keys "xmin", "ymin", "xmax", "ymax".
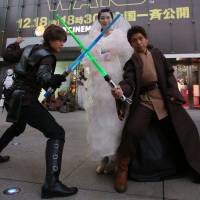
[{"xmin": 83, "ymin": 27, "xmax": 133, "ymax": 160}]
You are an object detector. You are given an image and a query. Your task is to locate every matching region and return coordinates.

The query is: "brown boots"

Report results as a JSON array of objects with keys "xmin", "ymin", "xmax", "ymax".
[{"xmin": 114, "ymin": 157, "xmax": 129, "ymax": 193}]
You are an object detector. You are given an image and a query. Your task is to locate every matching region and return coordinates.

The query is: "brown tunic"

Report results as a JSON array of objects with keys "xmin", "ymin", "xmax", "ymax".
[{"xmin": 138, "ymin": 50, "xmax": 168, "ymax": 120}]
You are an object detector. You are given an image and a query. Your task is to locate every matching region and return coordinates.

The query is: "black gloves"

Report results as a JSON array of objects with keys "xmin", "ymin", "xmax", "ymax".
[{"xmin": 49, "ymin": 74, "xmax": 66, "ymax": 89}]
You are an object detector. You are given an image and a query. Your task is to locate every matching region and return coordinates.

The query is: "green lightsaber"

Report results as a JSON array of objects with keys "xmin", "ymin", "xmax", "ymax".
[
  {"xmin": 56, "ymin": 14, "xmax": 107, "ymax": 77},
  {"xmin": 56, "ymin": 14, "xmax": 132, "ymax": 104}
]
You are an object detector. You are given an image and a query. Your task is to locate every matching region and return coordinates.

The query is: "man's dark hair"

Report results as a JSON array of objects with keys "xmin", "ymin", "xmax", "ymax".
[
  {"xmin": 97, "ymin": 8, "xmax": 113, "ymax": 21},
  {"xmin": 43, "ymin": 24, "xmax": 67, "ymax": 44},
  {"xmin": 127, "ymin": 26, "xmax": 148, "ymax": 44}
]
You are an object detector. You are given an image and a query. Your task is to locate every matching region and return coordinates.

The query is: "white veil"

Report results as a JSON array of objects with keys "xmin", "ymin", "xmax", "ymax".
[
  {"xmin": 89, "ymin": 13, "xmax": 131, "ymax": 34},
  {"xmin": 83, "ymin": 13, "xmax": 133, "ymax": 78}
]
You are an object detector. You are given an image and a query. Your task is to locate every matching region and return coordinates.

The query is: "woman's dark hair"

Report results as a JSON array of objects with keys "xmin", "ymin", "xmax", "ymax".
[
  {"xmin": 97, "ymin": 8, "xmax": 113, "ymax": 21},
  {"xmin": 43, "ymin": 24, "xmax": 67, "ymax": 44},
  {"xmin": 127, "ymin": 25, "xmax": 148, "ymax": 44}
]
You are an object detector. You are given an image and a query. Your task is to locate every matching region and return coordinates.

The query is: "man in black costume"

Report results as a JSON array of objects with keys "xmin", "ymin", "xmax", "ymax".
[
  {"xmin": 0, "ymin": 25, "xmax": 78, "ymax": 198},
  {"xmin": 112, "ymin": 26, "xmax": 200, "ymax": 193}
]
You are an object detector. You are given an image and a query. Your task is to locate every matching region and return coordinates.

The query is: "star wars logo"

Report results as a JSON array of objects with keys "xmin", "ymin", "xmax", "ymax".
[{"xmin": 47, "ymin": 0, "xmax": 146, "ymax": 11}]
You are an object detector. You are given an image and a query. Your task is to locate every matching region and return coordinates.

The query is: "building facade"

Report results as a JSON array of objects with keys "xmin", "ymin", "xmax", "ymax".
[{"xmin": 0, "ymin": 0, "xmax": 200, "ymax": 108}]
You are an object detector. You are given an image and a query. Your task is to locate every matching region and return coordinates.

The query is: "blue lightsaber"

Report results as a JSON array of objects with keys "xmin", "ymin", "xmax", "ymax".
[{"xmin": 44, "ymin": 14, "xmax": 121, "ymax": 98}]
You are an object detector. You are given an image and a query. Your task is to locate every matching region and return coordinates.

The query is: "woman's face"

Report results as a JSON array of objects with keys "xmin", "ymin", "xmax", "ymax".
[{"xmin": 99, "ymin": 12, "xmax": 113, "ymax": 29}]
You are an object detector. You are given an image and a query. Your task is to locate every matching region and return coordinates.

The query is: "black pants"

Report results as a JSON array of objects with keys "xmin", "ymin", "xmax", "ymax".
[
  {"xmin": 0, "ymin": 101, "xmax": 65, "ymax": 153},
  {"xmin": 117, "ymin": 104, "xmax": 183, "ymax": 159}
]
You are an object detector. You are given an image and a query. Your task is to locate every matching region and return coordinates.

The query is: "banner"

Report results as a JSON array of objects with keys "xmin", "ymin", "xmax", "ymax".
[{"xmin": 0, "ymin": 0, "xmax": 200, "ymax": 54}]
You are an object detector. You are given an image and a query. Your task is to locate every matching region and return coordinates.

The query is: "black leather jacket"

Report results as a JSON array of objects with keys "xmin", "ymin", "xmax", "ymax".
[{"xmin": 3, "ymin": 43, "xmax": 56, "ymax": 104}]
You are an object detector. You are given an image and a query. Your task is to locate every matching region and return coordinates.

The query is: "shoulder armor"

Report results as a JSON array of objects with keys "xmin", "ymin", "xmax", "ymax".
[
  {"xmin": 28, "ymin": 48, "xmax": 56, "ymax": 67},
  {"xmin": 14, "ymin": 45, "xmax": 35, "ymax": 75}
]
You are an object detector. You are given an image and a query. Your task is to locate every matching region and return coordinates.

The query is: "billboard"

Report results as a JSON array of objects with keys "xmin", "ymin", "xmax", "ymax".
[{"xmin": 0, "ymin": 0, "xmax": 200, "ymax": 54}]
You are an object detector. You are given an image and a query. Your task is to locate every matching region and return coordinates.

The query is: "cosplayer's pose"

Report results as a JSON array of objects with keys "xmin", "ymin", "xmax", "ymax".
[
  {"xmin": 83, "ymin": 8, "xmax": 132, "ymax": 172},
  {"xmin": 0, "ymin": 25, "xmax": 78, "ymax": 198},
  {"xmin": 112, "ymin": 26, "xmax": 200, "ymax": 193}
]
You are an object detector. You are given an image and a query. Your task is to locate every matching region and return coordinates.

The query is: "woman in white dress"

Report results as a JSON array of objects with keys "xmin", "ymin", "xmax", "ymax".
[{"xmin": 83, "ymin": 8, "xmax": 133, "ymax": 173}]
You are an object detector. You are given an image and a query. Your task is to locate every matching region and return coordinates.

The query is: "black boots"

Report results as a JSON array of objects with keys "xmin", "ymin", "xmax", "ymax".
[
  {"xmin": 191, "ymin": 169, "xmax": 200, "ymax": 184},
  {"xmin": 0, "ymin": 155, "xmax": 10, "ymax": 163},
  {"xmin": 41, "ymin": 139, "xmax": 78, "ymax": 199},
  {"xmin": 0, "ymin": 127, "xmax": 15, "ymax": 163}
]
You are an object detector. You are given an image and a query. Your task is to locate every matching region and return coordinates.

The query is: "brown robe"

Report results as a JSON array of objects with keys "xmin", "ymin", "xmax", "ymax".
[{"xmin": 119, "ymin": 47, "xmax": 200, "ymax": 174}]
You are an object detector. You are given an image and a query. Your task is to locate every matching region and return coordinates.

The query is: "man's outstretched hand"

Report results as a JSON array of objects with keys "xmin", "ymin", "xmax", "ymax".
[
  {"xmin": 49, "ymin": 74, "xmax": 66, "ymax": 89},
  {"xmin": 111, "ymin": 86, "xmax": 123, "ymax": 99}
]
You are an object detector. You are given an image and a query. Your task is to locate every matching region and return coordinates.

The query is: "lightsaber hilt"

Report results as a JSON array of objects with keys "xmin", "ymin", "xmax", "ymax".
[
  {"xmin": 44, "ymin": 87, "xmax": 54, "ymax": 99},
  {"xmin": 104, "ymin": 75, "xmax": 132, "ymax": 104}
]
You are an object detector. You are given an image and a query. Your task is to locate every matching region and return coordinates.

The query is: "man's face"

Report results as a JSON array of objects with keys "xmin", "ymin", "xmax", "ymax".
[
  {"xmin": 49, "ymin": 40, "xmax": 65, "ymax": 52},
  {"xmin": 130, "ymin": 33, "xmax": 148, "ymax": 53},
  {"xmin": 99, "ymin": 12, "xmax": 113, "ymax": 29}
]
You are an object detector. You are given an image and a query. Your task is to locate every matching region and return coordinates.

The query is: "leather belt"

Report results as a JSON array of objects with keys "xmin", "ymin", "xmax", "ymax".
[{"xmin": 140, "ymin": 81, "xmax": 159, "ymax": 94}]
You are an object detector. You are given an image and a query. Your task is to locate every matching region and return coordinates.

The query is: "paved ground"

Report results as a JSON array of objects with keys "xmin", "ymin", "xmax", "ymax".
[{"xmin": 0, "ymin": 109, "xmax": 200, "ymax": 200}]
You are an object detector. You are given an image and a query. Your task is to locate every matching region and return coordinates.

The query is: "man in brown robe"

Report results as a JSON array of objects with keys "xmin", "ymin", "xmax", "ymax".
[{"xmin": 112, "ymin": 26, "xmax": 200, "ymax": 193}]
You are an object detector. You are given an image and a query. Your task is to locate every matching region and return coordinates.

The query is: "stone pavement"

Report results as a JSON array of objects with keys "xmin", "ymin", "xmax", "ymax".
[{"xmin": 0, "ymin": 110, "xmax": 200, "ymax": 200}]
